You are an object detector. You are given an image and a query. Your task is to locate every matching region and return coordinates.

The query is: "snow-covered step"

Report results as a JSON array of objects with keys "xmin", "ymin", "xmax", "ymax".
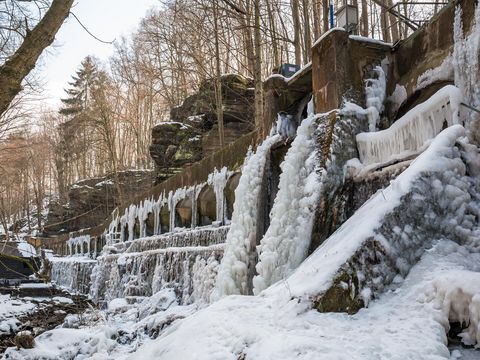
[
  {"xmin": 108, "ymin": 226, "xmax": 229, "ymax": 254},
  {"xmin": 356, "ymin": 85, "xmax": 463, "ymax": 166}
]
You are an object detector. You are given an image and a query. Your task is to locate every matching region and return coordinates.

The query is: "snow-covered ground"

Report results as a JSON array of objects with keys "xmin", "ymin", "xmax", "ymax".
[
  {"xmin": 0, "ymin": 295, "xmax": 36, "ymax": 335},
  {"xmin": 5, "ymin": 240, "xmax": 480, "ymax": 359}
]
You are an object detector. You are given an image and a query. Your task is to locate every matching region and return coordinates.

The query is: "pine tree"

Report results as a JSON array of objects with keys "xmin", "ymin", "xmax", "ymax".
[
  {"xmin": 59, "ymin": 56, "xmax": 98, "ymax": 116},
  {"xmin": 58, "ymin": 56, "xmax": 100, "ymax": 180}
]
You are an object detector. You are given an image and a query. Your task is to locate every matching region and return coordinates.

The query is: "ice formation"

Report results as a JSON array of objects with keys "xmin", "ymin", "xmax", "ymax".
[
  {"xmin": 428, "ymin": 270, "xmax": 480, "ymax": 347},
  {"xmin": 365, "ymin": 66, "xmax": 386, "ymax": 132},
  {"xmin": 67, "ymin": 235, "xmax": 91, "ymax": 256},
  {"xmin": 356, "ymin": 85, "xmax": 463, "ymax": 165},
  {"xmin": 207, "ymin": 167, "xmax": 231, "ymax": 223},
  {"xmin": 265, "ymin": 125, "xmax": 477, "ymax": 301},
  {"xmin": 212, "ymin": 134, "xmax": 280, "ymax": 298},
  {"xmin": 275, "ymin": 111, "xmax": 297, "ymax": 139},
  {"xmin": 253, "ymin": 114, "xmax": 321, "ymax": 294},
  {"xmin": 453, "ymin": 3, "xmax": 480, "ymax": 132},
  {"xmin": 387, "ymin": 84, "xmax": 407, "ymax": 113},
  {"xmin": 126, "ymin": 240, "xmax": 480, "ymax": 360},
  {"xmin": 90, "ymin": 243, "xmax": 224, "ymax": 304},
  {"xmin": 50, "ymin": 256, "xmax": 97, "ymax": 294},
  {"xmin": 416, "ymin": 54, "xmax": 454, "ymax": 91}
]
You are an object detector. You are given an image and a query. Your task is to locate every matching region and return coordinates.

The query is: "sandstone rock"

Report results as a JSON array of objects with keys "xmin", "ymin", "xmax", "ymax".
[
  {"xmin": 150, "ymin": 74, "xmax": 255, "ymax": 183},
  {"xmin": 44, "ymin": 170, "xmax": 154, "ymax": 235}
]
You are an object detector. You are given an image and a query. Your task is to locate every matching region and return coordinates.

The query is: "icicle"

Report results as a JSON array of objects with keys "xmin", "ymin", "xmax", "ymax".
[
  {"xmin": 253, "ymin": 115, "xmax": 321, "ymax": 294},
  {"xmin": 212, "ymin": 134, "xmax": 281, "ymax": 299},
  {"xmin": 208, "ymin": 167, "xmax": 231, "ymax": 224},
  {"xmin": 356, "ymin": 85, "xmax": 463, "ymax": 165}
]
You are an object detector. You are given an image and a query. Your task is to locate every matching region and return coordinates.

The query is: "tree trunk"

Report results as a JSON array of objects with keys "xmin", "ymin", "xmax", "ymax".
[
  {"xmin": 322, "ymin": 0, "xmax": 329, "ymax": 33},
  {"xmin": 214, "ymin": 0, "xmax": 225, "ymax": 148},
  {"xmin": 360, "ymin": 0, "xmax": 369, "ymax": 36},
  {"xmin": 302, "ymin": 0, "xmax": 312, "ymax": 63},
  {"xmin": 0, "ymin": 0, "xmax": 74, "ymax": 117},
  {"xmin": 253, "ymin": 0, "xmax": 264, "ymax": 137},
  {"xmin": 291, "ymin": 0, "xmax": 302, "ymax": 65}
]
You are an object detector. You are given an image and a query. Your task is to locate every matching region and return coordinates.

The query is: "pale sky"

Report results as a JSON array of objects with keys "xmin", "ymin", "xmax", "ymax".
[{"xmin": 38, "ymin": 0, "xmax": 159, "ymax": 107}]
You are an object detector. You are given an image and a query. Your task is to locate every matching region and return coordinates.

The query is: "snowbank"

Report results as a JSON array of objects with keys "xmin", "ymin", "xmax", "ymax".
[{"xmin": 129, "ymin": 240, "xmax": 480, "ymax": 360}]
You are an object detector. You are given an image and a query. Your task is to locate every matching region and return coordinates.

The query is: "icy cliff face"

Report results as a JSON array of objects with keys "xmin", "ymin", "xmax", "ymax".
[
  {"xmin": 253, "ymin": 115, "xmax": 321, "ymax": 294},
  {"xmin": 212, "ymin": 134, "xmax": 280, "ymax": 298}
]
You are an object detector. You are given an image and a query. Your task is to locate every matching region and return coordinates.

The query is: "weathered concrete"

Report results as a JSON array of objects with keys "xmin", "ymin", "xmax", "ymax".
[{"xmin": 312, "ymin": 30, "xmax": 391, "ymax": 113}]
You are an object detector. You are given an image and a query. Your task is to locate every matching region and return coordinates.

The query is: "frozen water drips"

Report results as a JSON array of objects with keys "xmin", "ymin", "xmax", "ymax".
[
  {"xmin": 365, "ymin": 66, "xmax": 386, "ymax": 132},
  {"xmin": 50, "ymin": 257, "xmax": 96, "ymax": 294},
  {"xmin": 208, "ymin": 167, "xmax": 231, "ymax": 223},
  {"xmin": 356, "ymin": 85, "xmax": 463, "ymax": 165},
  {"xmin": 275, "ymin": 112, "xmax": 298, "ymax": 139},
  {"xmin": 67, "ymin": 235, "xmax": 91, "ymax": 256},
  {"xmin": 107, "ymin": 226, "xmax": 229, "ymax": 254},
  {"xmin": 212, "ymin": 134, "xmax": 281, "ymax": 299},
  {"xmin": 453, "ymin": 3, "xmax": 480, "ymax": 136},
  {"xmin": 253, "ymin": 115, "xmax": 321, "ymax": 294},
  {"xmin": 90, "ymin": 245, "xmax": 224, "ymax": 304}
]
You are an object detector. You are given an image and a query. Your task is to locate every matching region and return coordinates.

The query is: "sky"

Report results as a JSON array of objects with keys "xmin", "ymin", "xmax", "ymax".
[{"xmin": 38, "ymin": 0, "xmax": 159, "ymax": 107}]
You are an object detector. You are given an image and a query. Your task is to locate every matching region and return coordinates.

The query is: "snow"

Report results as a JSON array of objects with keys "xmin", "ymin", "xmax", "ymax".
[
  {"xmin": 154, "ymin": 121, "xmax": 191, "ymax": 130},
  {"xmin": 4, "ymin": 288, "xmax": 199, "ymax": 359},
  {"xmin": 416, "ymin": 54, "xmax": 454, "ymax": 91},
  {"xmin": 264, "ymin": 63, "xmax": 311, "ymax": 84},
  {"xmin": 19, "ymin": 282, "xmax": 52, "ymax": 289},
  {"xmin": 266, "ymin": 124, "xmax": 467, "ymax": 300},
  {"xmin": 313, "ymin": 27, "xmax": 346, "ymax": 47},
  {"xmin": 356, "ymin": 85, "xmax": 463, "ymax": 165},
  {"xmin": 0, "ymin": 295, "xmax": 36, "ymax": 335},
  {"xmin": 127, "ymin": 240, "xmax": 480, "ymax": 360},
  {"xmin": 253, "ymin": 114, "xmax": 321, "ymax": 294},
  {"xmin": 16, "ymin": 241, "xmax": 36, "ymax": 257},
  {"xmin": 349, "ymin": 34, "xmax": 393, "ymax": 46},
  {"xmin": 212, "ymin": 134, "xmax": 280, "ymax": 298}
]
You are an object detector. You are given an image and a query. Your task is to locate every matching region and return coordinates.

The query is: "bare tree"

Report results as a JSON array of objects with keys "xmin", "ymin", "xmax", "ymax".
[{"xmin": 0, "ymin": 0, "xmax": 75, "ymax": 116}]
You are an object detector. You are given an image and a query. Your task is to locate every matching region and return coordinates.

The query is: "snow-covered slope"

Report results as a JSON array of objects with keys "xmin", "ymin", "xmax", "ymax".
[{"xmin": 128, "ymin": 239, "xmax": 480, "ymax": 360}]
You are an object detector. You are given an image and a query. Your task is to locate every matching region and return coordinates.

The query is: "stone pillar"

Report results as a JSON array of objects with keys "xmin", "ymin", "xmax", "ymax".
[{"xmin": 312, "ymin": 29, "xmax": 391, "ymax": 113}]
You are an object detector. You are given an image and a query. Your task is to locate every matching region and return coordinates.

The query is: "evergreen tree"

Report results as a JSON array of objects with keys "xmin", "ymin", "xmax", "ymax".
[
  {"xmin": 59, "ymin": 56, "xmax": 98, "ymax": 116},
  {"xmin": 58, "ymin": 56, "xmax": 100, "ymax": 180}
]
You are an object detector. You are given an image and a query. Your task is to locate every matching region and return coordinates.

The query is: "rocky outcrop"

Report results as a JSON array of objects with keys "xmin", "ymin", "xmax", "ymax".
[
  {"xmin": 149, "ymin": 74, "xmax": 255, "ymax": 184},
  {"xmin": 44, "ymin": 170, "xmax": 154, "ymax": 235}
]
